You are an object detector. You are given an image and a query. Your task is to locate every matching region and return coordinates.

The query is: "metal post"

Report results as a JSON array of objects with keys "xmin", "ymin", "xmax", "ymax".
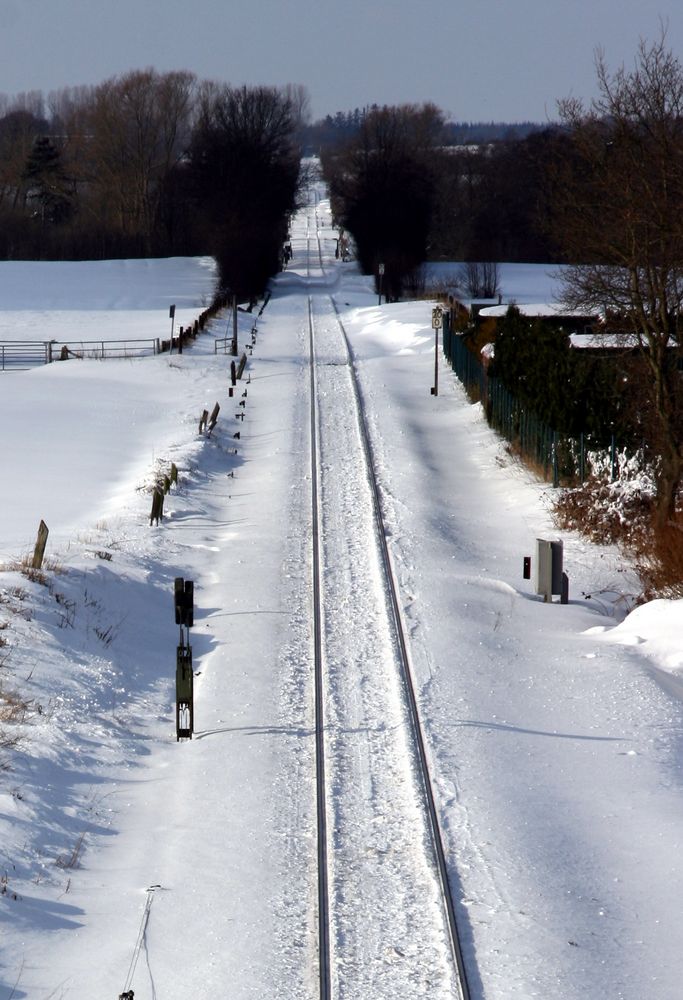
[
  {"xmin": 378, "ymin": 262, "xmax": 385, "ymax": 305},
  {"xmin": 169, "ymin": 304, "xmax": 176, "ymax": 354},
  {"xmin": 433, "ymin": 327, "xmax": 439, "ymax": 396},
  {"xmin": 431, "ymin": 306, "xmax": 442, "ymax": 396}
]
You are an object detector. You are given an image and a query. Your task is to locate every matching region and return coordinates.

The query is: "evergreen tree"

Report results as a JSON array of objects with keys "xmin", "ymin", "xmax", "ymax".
[
  {"xmin": 22, "ymin": 136, "xmax": 72, "ymax": 224},
  {"xmin": 491, "ymin": 305, "xmax": 636, "ymax": 444}
]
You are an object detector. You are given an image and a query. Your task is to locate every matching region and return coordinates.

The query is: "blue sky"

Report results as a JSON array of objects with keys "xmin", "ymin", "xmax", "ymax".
[{"xmin": 2, "ymin": 0, "xmax": 683, "ymax": 122}]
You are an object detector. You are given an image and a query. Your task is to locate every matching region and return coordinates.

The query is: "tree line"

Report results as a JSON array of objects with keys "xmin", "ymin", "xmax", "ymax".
[
  {"xmin": 0, "ymin": 72, "xmax": 304, "ymax": 300},
  {"xmin": 4, "ymin": 42, "xmax": 683, "ymax": 538},
  {"xmin": 0, "ymin": 76, "xmax": 563, "ymax": 299},
  {"xmin": 302, "ymin": 109, "xmax": 546, "ymax": 152},
  {"xmin": 320, "ymin": 105, "xmax": 563, "ymax": 301},
  {"xmin": 320, "ymin": 33, "xmax": 683, "ymax": 538}
]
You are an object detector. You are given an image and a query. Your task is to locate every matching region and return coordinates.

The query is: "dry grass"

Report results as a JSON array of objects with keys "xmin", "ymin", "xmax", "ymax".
[
  {"xmin": 0, "ymin": 686, "xmax": 32, "ymax": 726},
  {"xmin": 1, "ymin": 872, "xmax": 19, "ymax": 901},
  {"xmin": 0, "ymin": 553, "xmax": 65, "ymax": 587},
  {"xmin": 6, "ymin": 585, "xmax": 28, "ymax": 603},
  {"xmin": 553, "ymin": 474, "xmax": 683, "ymax": 600},
  {"xmin": 0, "ymin": 596, "xmax": 33, "ymax": 763},
  {"xmin": 636, "ymin": 522, "xmax": 683, "ymax": 601},
  {"xmin": 56, "ymin": 832, "xmax": 86, "ymax": 870},
  {"xmin": 552, "ymin": 474, "xmax": 654, "ymax": 547},
  {"xmin": 0, "ymin": 689, "xmax": 31, "ymax": 768},
  {"xmin": 503, "ymin": 440, "xmax": 556, "ymax": 485}
]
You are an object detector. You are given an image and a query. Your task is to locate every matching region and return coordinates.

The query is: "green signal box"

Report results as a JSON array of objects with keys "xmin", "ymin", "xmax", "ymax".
[
  {"xmin": 174, "ymin": 577, "xmax": 194, "ymax": 627},
  {"xmin": 176, "ymin": 642, "xmax": 194, "ymax": 740}
]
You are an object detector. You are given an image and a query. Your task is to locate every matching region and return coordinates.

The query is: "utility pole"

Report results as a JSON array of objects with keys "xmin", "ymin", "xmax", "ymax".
[{"xmin": 231, "ymin": 295, "xmax": 238, "ymax": 356}]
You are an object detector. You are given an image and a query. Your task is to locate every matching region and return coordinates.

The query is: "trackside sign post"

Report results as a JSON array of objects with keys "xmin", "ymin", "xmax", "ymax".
[{"xmin": 431, "ymin": 306, "xmax": 442, "ymax": 396}]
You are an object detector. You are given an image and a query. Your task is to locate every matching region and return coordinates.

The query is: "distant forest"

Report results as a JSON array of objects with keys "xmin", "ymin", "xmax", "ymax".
[
  {"xmin": 0, "ymin": 80, "xmax": 558, "ymax": 289},
  {"xmin": 301, "ymin": 109, "xmax": 549, "ymax": 151},
  {"xmin": 0, "ymin": 76, "xmax": 304, "ymax": 299},
  {"xmin": 315, "ymin": 105, "xmax": 563, "ymax": 271}
]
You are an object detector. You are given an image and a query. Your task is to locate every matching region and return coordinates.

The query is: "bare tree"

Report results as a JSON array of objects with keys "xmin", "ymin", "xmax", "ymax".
[
  {"xmin": 282, "ymin": 83, "xmax": 311, "ymax": 132},
  {"xmin": 188, "ymin": 84, "xmax": 301, "ymax": 298},
  {"xmin": 324, "ymin": 103, "xmax": 444, "ymax": 300},
  {"xmin": 78, "ymin": 69, "xmax": 197, "ymax": 253},
  {"xmin": 459, "ymin": 261, "xmax": 501, "ymax": 299},
  {"xmin": 552, "ymin": 34, "xmax": 683, "ymax": 528}
]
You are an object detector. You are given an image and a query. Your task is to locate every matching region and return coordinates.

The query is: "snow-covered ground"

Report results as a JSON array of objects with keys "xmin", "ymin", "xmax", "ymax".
[
  {"xmin": 2, "ymin": 176, "xmax": 683, "ymax": 998},
  {"xmin": 425, "ymin": 260, "xmax": 564, "ymax": 305}
]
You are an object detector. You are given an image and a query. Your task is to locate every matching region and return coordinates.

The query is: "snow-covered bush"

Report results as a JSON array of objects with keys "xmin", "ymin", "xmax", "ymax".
[
  {"xmin": 553, "ymin": 449, "xmax": 656, "ymax": 545},
  {"xmin": 553, "ymin": 449, "xmax": 683, "ymax": 597}
]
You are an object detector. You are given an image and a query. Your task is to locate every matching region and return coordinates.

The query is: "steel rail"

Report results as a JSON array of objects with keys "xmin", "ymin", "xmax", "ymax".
[
  {"xmin": 326, "ymin": 294, "xmax": 473, "ymax": 1000},
  {"xmin": 305, "ymin": 188, "xmax": 470, "ymax": 999},
  {"xmin": 308, "ymin": 293, "xmax": 331, "ymax": 1000}
]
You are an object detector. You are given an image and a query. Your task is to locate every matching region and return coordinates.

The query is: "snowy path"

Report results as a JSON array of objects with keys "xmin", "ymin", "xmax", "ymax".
[{"xmin": 343, "ymin": 297, "xmax": 683, "ymax": 998}]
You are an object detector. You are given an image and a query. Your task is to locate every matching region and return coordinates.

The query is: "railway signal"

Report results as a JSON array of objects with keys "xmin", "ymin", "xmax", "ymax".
[{"xmin": 174, "ymin": 577, "xmax": 194, "ymax": 739}]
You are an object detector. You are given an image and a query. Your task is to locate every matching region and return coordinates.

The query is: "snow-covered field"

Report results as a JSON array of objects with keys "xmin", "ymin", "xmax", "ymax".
[{"xmin": 2, "ymin": 181, "xmax": 683, "ymax": 998}]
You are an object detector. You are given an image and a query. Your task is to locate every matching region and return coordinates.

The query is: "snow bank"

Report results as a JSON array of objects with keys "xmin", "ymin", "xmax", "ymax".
[{"xmin": 589, "ymin": 599, "xmax": 683, "ymax": 672}]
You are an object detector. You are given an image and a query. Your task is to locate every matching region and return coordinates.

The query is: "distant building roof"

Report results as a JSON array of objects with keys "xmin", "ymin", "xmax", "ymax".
[
  {"xmin": 478, "ymin": 301, "xmax": 595, "ymax": 319},
  {"xmin": 570, "ymin": 332, "xmax": 639, "ymax": 350}
]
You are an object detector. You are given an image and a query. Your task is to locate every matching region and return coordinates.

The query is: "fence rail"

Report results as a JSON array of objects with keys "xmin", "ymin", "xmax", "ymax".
[
  {"xmin": 0, "ymin": 338, "xmax": 159, "ymax": 370},
  {"xmin": 0, "ymin": 341, "xmax": 50, "ymax": 370}
]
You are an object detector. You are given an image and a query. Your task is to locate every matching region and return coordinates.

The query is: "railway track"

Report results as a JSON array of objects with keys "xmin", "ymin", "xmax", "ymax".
[{"xmin": 302, "ymin": 196, "xmax": 471, "ymax": 998}]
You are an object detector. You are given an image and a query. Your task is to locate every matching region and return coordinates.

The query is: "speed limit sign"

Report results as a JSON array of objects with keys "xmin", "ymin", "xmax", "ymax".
[{"xmin": 432, "ymin": 307, "xmax": 442, "ymax": 329}]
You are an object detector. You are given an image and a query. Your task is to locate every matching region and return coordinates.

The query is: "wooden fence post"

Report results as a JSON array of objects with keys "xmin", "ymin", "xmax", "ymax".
[
  {"xmin": 32, "ymin": 520, "xmax": 49, "ymax": 569},
  {"xmin": 150, "ymin": 489, "xmax": 164, "ymax": 526},
  {"xmin": 208, "ymin": 402, "xmax": 220, "ymax": 433}
]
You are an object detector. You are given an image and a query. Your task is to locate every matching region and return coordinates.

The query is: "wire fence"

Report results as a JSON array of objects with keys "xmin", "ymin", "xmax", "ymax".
[
  {"xmin": 0, "ymin": 338, "xmax": 160, "ymax": 369},
  {"xmin": 442, "ymin": 314, "xmax": 619, "ymax": 486}
]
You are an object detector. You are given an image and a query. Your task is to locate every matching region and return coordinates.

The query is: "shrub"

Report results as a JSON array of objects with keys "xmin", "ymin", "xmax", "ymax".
[{"xmin": 553, "ymin": 451, "xmax": 683, "ymax": 598}]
